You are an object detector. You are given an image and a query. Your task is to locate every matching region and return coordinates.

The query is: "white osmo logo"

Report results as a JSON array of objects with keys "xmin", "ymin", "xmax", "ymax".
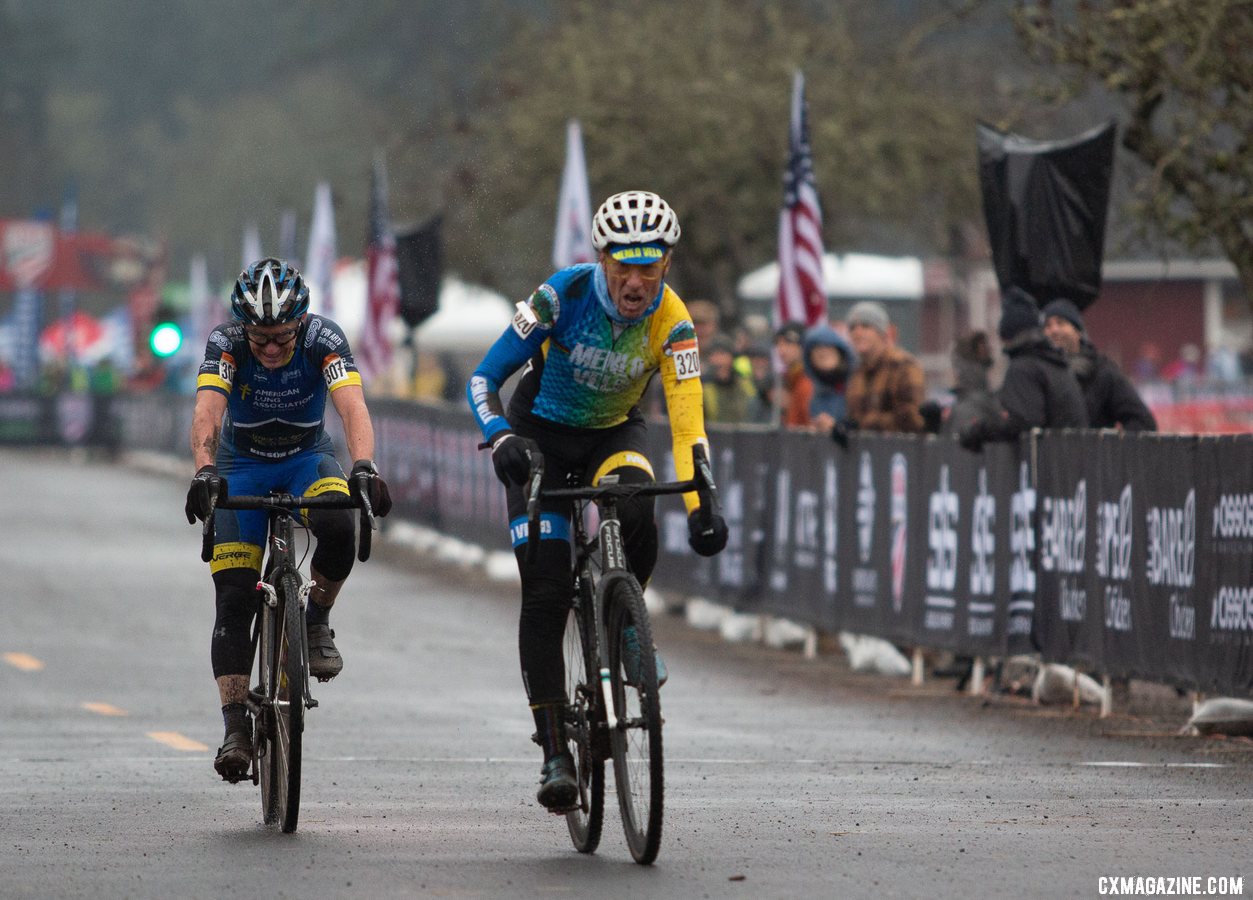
[
  {"xmin": 926, "ymin": 464, "xmax": 958, "ymax": 593},
  {"xmin": 857, "ymin": 452, "xmax": 875, "ymax": 564},
  {"xmin": 970, "ymin": 468, "xmax": 995, "ymax": 596}
]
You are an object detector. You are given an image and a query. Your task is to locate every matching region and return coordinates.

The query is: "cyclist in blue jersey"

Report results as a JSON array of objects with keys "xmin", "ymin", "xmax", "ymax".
[
  {"xmin": 185, "ymin": 258, "xmax": 392, "ymax": 781},
  {"xmin": 467, "ymin": 191, "xmax": 728, "ymax": 810}
]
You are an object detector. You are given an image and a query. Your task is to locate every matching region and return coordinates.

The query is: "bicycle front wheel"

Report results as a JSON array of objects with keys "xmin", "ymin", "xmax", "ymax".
[
  {"xmin": 564, "ymin": 588, "xmax": 604, "ymax": 854},
  {"xmin": 603, "ymin": 572, "xmax": 663, "ymax": 865},
  {"xmin": 261, "ymin": 572, "xmax": 305, "ymax": 833}
]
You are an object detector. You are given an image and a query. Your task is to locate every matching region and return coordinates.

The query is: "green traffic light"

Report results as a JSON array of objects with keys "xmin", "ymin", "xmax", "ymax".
[{"xmin": 150, "ymin": 322, "xmax": 183, "ymax": 358}]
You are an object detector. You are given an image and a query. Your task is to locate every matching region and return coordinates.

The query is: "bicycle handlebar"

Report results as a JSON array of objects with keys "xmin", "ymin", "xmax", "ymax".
[
  {"xmin": 523, "ymin": 443, "xmax": 719, "ymax": 559},
  {"xmin": 200, "ymin": 472, "xmax": 376, "ymax": 564}
]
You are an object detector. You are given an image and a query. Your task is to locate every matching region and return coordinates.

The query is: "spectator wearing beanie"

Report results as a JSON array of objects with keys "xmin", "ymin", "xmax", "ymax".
[
  {"xmin": 775, "ymin": 321, "xmax": 814, "ymax": 427},
  {"xmin": 702, "ymin": 335, "xmax": 757, "ymax": 424},
  {"xmin": 1041, "ymin": 298, "xmax": 1156, "ymax": 431},
  {"xmin": 957, "ymin": 287, "xmax": 1088, "ymax": 451},
  {"xmin": 838, "ymin": 301, "xmax": 926, "ymax": 443}
]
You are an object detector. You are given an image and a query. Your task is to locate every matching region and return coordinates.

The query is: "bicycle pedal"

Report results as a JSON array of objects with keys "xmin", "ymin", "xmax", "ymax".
[
  {"xmin": 306, "ymin": 697, "xmax": 319, "ymax": 708},
  {"xmin": 546, "ymin": 804, "xmax": 580, "ymax": 816}
]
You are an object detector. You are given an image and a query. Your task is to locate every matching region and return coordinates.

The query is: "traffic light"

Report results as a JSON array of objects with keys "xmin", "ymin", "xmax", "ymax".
[{"xmin": 149, "ymin": 321, "xmax": 183, "ymax": 358}]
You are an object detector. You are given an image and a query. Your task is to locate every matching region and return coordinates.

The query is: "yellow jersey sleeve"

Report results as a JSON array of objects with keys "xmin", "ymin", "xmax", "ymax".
[{"xmin": 649, "ymin": 287, "xmax": 710, "ymax": 513}]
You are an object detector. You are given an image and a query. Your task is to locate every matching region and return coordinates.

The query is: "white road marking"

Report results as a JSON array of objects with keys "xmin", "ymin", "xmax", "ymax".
[{"xmin": 81, "ymin": 702, "xmax": 128, "ymax": 717}]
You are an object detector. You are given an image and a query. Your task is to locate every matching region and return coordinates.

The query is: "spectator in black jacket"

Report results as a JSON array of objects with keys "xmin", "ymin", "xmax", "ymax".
[
  {"xmin": 957, "ymin": 287, "xmax": 1088, "ymax": 450},
  {"xmin": 1041, "ymin": 298, "xmax": 1157, "ymax": 432}
]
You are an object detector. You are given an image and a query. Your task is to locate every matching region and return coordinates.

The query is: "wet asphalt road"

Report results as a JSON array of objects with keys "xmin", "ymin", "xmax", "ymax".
[{"xmin": 1, "ymin": 447, "xmax": 1250, "ymax": 899}]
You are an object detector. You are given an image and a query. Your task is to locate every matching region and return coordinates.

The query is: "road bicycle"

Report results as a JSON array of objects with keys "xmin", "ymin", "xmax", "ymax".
[
  {"xmin": 201, "ymin": 479, "xmax": 374, "ymax": 833},
  {"xmin": 523, "ymin": 444, "xmax": 719, "ymax": 865}
]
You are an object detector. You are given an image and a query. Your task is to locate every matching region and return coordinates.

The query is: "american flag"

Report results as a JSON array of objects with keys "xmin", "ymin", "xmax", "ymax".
[
  {"xmin": 359, "ymin": 155, "xmax": 400, "ymax": 383},
  {"xmin": 775, "ymin": 70, "xmax": 827, "ymax": 328}
]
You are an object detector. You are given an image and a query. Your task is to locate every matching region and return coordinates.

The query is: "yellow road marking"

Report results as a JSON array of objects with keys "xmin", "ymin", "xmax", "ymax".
[
  {"xmin": 3, "ymin": 652, "xmax": 44, "ymax": 672},
  {"xmin": 82, "ymin": 702, "xmax": 128, "ymax": 717},
  {"xmin": 147, "ymin": 732, "xmax": 209, "ymax": 752}
]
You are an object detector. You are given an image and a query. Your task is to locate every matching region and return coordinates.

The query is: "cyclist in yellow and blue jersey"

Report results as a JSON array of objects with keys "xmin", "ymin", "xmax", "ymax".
[
  {"xmin": 467, "ymin": 191, "xmax": 728, "ymax": 810},
  {"xmin": 185, "ymin": 258, "xmax": 392, "ymax": 783}
]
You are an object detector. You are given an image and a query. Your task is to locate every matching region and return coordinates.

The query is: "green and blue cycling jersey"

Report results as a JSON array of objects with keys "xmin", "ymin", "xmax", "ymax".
[{"xmin": 467, "ymin": 263, "xmax": 709, "ymax": 511}]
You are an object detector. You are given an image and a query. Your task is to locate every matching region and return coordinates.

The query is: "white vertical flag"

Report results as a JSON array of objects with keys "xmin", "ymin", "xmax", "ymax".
[
  {"xmin": 241, "ymin": 223, "xmax": 262, "ymax": 271},
  {"xmin": 190, "ymin": 253, "xmax": 218, "ymax": 350},
  {"xmin": 552, "ymin": 119, "xmax": 596, "ymax": 270},
  {"xmin": 305, "ymin": 182, "xmax": 337, "ymax": 315}
]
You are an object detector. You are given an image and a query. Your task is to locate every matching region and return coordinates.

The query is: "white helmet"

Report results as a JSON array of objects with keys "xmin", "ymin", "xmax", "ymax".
[{"xmin": 591, "ymin": 191, "xmax": 681, "ymax": 252}]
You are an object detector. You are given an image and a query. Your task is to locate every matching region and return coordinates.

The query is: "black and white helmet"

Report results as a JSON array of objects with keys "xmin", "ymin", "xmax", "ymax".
[
  {"xmin": 590, "ymin": 191, "xmax": 681, "ymax": 252},
  {"xmin": 230, "ymin": 258, "xmax": 310, "ymax": 326}
]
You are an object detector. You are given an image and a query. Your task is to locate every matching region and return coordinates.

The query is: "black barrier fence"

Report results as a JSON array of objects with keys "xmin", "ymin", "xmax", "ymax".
[
  {"xmin": 15, "ymin": 392, "xmax": 1250, "ymax": 697},
  {"xmin": 0, "ymin": 392, "xmax": 120, "ymax": 448}
]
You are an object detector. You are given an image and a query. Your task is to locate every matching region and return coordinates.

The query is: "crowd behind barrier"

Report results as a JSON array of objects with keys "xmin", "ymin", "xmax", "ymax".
[{"xmin": 7, "ymin": 391, "xmax": 1250, "ymax": 698}]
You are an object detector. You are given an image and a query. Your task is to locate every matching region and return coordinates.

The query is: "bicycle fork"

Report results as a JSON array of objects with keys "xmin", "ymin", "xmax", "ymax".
[{"xmin": 257, "ymin": 577, "xmax": 319, "ymax": 711}]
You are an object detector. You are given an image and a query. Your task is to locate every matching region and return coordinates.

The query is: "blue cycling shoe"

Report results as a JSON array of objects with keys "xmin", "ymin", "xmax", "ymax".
[{"xmin": 622, "ymin": 624, "xmax": 667, "ymax": 688}]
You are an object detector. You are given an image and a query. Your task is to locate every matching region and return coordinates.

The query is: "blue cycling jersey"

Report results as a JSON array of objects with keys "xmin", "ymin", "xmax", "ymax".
[{"xmin": 196, "ymin": 317, "xmax": 362, "ymax": 461}]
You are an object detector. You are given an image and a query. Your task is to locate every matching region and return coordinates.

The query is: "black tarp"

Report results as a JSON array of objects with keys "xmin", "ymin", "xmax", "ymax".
[
  {"xmin": 395, "ymin": 216, "xmax": 443, "ymax": 329},
  {"xmin": 977, "ymin": 121, "xmax": 1117, "ymax": 309}
]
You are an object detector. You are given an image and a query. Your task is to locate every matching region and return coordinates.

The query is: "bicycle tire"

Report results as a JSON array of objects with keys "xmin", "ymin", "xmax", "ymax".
[
  {"xmin": 563, "ymin": 585, "xmax": 605, "ymax": 853},
  {"xmin": 262, "ymin": 572, "xmax": 305, "ymax": 833},
  {"xmin": 603, "ymin": 572, "xmax": 664, "ymax": 865},
  {"xmin": 258, "ymin": 588, "xmax": 280, "ymax": 827}
]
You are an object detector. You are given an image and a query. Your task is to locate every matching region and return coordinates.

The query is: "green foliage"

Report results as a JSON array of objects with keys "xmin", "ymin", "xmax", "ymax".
[
  {"xmin": 1016, "ymin": 0, "xmax": 1253, "ymax": 311},
  {"xmin": 443, "ymin": 0, "xmax": 985, "ymax": 305},
  {"xmin": 6, "ymin": 0, "xmax": 998, "ymax": 311}
]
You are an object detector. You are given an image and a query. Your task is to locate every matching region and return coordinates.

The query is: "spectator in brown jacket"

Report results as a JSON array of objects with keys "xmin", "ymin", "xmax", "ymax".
[{"xmin": 833, "ymin": 301, "xmax": 925, "ymax": 446}]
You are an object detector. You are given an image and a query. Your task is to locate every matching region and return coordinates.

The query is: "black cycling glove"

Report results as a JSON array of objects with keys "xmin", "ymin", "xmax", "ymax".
[
  {"xmin": 350, "ymin": 459, "xmax": 392, "ymax": 517},
  {"xmin": 830, "ymin": 417, "xmax": 857, "ymax": 449},
  {"xmin": 957, "ymin": 419, "xmax": 988, "ymax": 453},
  {"xmin": 489, "ymin": 432, "xmax": 534, "ymax": 487},
  {"xmin": 185, "ymin": 464, "xmax": 225, "ymax": 524},
  {"xmin": 687, "ymin": 508, "xmax": 729, "ymax": 557}
]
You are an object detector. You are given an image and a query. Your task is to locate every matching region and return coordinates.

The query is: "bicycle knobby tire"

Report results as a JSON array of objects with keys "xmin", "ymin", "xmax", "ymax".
[
  {"xmin": 262, "ymin": 572, "xmax": 306, "ymax": 833},
  {"xmin": 602, "ymin": 571, "xmax": 664, "ymax": 864},
  {"xmin": 564, "ymin": 581, "xmax": 605, "ymax": 853}
]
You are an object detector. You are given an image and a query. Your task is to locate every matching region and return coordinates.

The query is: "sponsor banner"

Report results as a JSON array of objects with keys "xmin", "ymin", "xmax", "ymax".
[
  {"xmin": 759, "ymin": 430, "xmax": 840, "ymax": 628},
  {"xmin": 1119, "ymin": 434, "xmax": 1197, "ymax": 684},
  {"xmin": 996, "ymin": 440, "xmax": 1036, "ymax": 657},
  {"xmin": 1032, "ymin": 432, "xmax": 1101, "ymax": 670},
  {"xmin": 839, "ymin": 434, "xmax": 921, "ymax": 645},
  {"xmin": 1197, "ymin": 438, "xmax": 1253, "ymax": 694},
  {"xmin": 99, "ymin": 395, "xmax": 1253, "ymax": 696},
  {"xmin": 917, "ymin": 436, "xmax": 1009, "ymax": 654}
]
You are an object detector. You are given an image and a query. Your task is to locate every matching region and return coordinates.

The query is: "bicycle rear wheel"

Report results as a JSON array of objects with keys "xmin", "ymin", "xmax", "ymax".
[
  {"xmin": 604, "ymin": 572, "xmax": 664, "ymax": 865},
  {"xmin": 260, "ymin": 572, "xmax": 305, "ymax": 833},
  {"xmin": 564, "ymin": 585, "xmax": 604, "ymax": 853}
]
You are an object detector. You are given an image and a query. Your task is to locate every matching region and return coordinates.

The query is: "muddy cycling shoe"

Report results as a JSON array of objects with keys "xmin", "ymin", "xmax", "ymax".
[
  {"xmin": 536, "ymin": 753, "xmax": 579, "ymax": 812},
  {"xmin": 307, "ymin": 624, "xmax": 343, "ymax": 682},
  {"xmin": 622, "ymin": 624, "xmax": 668, "ymax": 688},
  {"xmin": 214, "ymin": 728, "xmax": 252, "ymax": 783}
]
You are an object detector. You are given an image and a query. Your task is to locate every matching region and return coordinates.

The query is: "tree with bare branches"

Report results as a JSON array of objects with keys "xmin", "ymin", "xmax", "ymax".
[{"xmin": 1016, "ymin": 0, "xmax": 1253, "ymax": 312}]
